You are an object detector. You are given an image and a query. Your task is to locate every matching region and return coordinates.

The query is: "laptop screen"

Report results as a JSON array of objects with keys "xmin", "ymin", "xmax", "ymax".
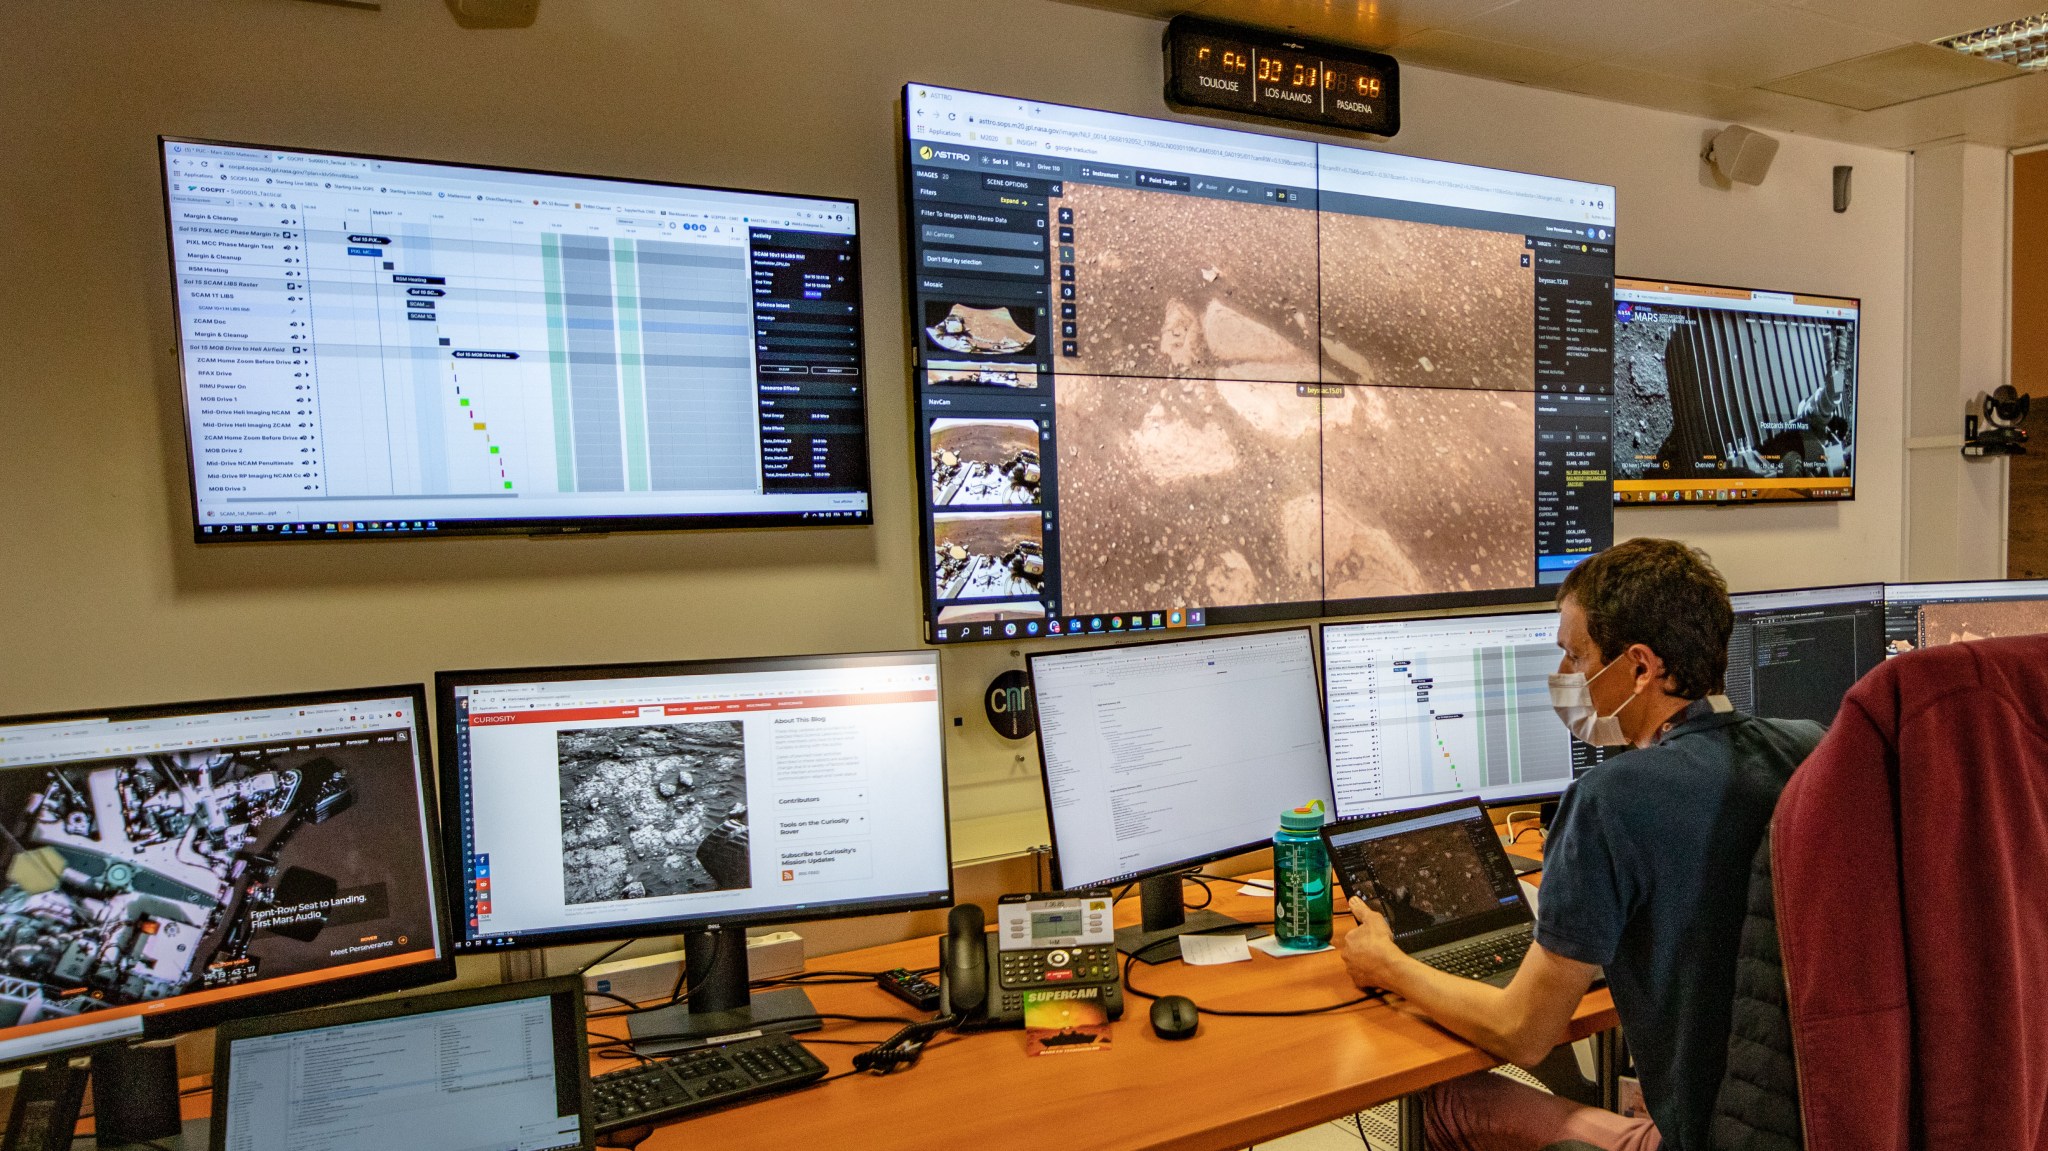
[
  {"xmin": 216, "ymin": 981, "xmax": 590, "ymax": 1151},
  {"xmin": 1325, "ymin": 802, "xmax": 1529, "ymax": 951}
]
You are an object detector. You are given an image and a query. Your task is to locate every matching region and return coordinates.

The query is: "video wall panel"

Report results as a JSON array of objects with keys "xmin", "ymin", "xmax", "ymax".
[{"xmin": 906, "ymin": 85, "xmax": 1618, "ymax": 642}]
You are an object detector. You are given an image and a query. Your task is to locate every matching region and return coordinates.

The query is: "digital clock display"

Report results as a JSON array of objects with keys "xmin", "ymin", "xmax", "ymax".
[{"xmin": 1165, "ymin": 16, "xmax": 1400, "ymax": 137}]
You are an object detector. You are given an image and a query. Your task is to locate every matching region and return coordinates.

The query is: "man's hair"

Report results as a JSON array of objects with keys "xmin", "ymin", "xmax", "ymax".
[{"xmin": 1556, "ymin": 538, "xmax": 1732, "ymax": 699}]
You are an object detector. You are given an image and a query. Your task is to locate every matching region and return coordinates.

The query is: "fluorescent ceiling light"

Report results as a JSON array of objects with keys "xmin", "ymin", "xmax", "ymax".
[{"xmin": 1939, "ymin": 12, "xmax": 2048, "ymax": 69}]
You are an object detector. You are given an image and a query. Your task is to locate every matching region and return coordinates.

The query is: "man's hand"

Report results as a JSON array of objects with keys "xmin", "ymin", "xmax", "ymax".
[{"xmin": 1340, "ymin": 896, "xmax": 1407, "ymax": 992}]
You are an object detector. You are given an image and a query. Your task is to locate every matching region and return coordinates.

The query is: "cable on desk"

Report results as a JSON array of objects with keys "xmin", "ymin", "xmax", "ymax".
[
  {"xmin": 588, "ymin": 1010, "xmax": 925, "ymax": 1059},
  {"xmin": 1504, "ymin": 811, "xmax": 1545, "ymax": 844},
  {"xmin": 1119, "ymin": 948, "xmax": 1383, "ymax": 1017},
  {"xmin": 1184, "ymin": 874, "xmax": 1215, "ymax": 911},
  {"xmin": 1198, "ymin": 873, "xmax": 1274, "ymax": 891},
  {"xmin": 574, "ymin": 939, "xmax": 634, "ymax": 977}
]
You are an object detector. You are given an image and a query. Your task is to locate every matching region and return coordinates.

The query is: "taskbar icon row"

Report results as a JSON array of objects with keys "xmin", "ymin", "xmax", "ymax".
[
  {"xmin": 202, "ymin": 520, "xmax": 440, "ymax": 536},
  {"xmin": 934, "ymin": 606, "xmax": 1207, "ymax": 643}
]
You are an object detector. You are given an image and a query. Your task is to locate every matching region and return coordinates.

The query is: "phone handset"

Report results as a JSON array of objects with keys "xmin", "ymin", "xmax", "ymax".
[{"xmin": 938, "ymin": 903, "xmax": 989, "ymax": 1027}]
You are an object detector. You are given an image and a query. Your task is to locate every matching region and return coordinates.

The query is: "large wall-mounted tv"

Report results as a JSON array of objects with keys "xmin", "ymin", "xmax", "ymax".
[
  {"xmin": 903, "ymin": 85, "xmax": 1618, "ymax": 643},
  {"xmin": 1611, "ymin": 278, "xmax": 1859, "ymax": 507},
  {"xmin": 162, "ymin": 139, "xmax": 871, "ymax": 541}
]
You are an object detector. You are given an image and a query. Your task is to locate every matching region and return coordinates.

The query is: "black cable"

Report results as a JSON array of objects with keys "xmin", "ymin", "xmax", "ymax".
[
  {"xmin": 587, "ymin": 1011, "xmax": 922, "ymax": 1056},
  {"xmin": 574, "ymin": 939, "xmax": 633, "ymax": 977},
  {"xmin": 1184, "ymin": 874, "xmax": 1215, "ymax": 911},
  {"xmin": 1196, "ymin": 872, "xmax": 1274, "ymax": 892}
]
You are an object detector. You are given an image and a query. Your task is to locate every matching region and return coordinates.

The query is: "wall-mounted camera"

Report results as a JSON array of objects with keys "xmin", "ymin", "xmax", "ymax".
[{"xmin": 1963, "ymin": 385, "xmax": 2032, "ymax": 457}]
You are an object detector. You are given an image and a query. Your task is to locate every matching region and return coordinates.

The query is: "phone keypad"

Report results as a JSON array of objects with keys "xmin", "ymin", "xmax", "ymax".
[{"xmin": 997, "ymin": 943, "xmax": 1116, "ymax": 988}]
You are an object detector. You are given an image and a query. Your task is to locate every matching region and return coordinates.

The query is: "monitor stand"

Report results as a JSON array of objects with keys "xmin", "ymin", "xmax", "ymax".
[
  {"xmin": 625, "ymin": 926, "xmax": 820, "ymax": 1056},
  {"xmin": 1114, "ymin": 873, "xmax": 1249, "ymax": 965}
]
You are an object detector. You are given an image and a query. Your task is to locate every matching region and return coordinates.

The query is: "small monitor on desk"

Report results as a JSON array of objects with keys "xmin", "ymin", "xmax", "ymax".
[
  {"xmin": 1726, "ymin": 584, "xmax": 1884, "ymax": 727},
  {"xmin": 438, "ymin": 650, "xmax": 950, "ymax": 1048},
  {"xmin": 1026, "ymin": 627, "xmax": 1332, "ymax": 960},
  {"xmin": 1321, "ymin": 610, "xmax": 1598, "ymax": 820},
  {"xmin": 0, "ymin": 686, "xmax": 455, "ymax": 1134},
  {"xmin": 212, "ymin": 976, "xmax": 592, "ymax": 1151},
  {"xmin": 1883, "ymin": 579, "xmax": 2048, "ymax": 655}
]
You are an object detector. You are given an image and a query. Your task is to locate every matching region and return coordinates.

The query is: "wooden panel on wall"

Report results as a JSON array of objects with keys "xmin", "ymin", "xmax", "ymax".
[{"xmin": 2011, "ymin": 151, "xmax": 2048, "ymax": 578}]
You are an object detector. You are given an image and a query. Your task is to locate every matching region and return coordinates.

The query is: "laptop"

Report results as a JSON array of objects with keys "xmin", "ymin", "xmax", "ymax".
[
  {"xmin": 211, "ymin": 977, "xmax": 594, "ymax": 1151},
  {"xmin": 1322, "ymin": 799, "xmax": 1537, "ymax": 987}
]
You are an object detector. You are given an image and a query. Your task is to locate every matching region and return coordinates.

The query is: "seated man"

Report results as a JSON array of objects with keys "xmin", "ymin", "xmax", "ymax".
[{"xmin": 1339, "ymin": 538, "xmax": 1825, "ymax": 1151}]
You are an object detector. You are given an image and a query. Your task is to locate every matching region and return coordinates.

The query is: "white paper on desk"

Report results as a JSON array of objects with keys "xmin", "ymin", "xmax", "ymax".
[
  {"xmin": 1237, "ymin": 881, "xmax": 1273, "ymax": 897},
  {"xmin": 1179, "ymin": 934, "xmax": 1253, "ymax": 966},
  {"xmin": 1249, "ymin": 934, "xmax": 1331, "ymax": 958},
  {"xmin": 1520, "ymin": 878, "xmax": 1541, "ymax": 918}
]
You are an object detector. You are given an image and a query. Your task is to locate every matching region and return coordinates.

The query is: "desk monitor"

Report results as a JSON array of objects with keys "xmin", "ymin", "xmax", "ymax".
[
  {"xmin": 163, "ymin": 138, "xmax": 871, "ymax": 542},
  {"xmin": 438, "ymin": 651, "xmax": 948, "ymax": 1047},
  {"xmin": 1026, "ymin": 628, "xmax": 1332, "ymax": 960},
  {"xmin": 0, "ymin": 687, "xmax": 453, "ymax": 1129},
  {"xmin": 1726, "ymin": 584, "xmax": 1884, "ymax": 727},
  {"xmin": 1611, "ymin": 278, "xmax": 1859, "ymax": 506},
  {"xmin": 907, "ymin": 83, "xmax": 1618, "ymax": 644},
  {"xmin": 1883, "ymin": 579, "xmax": 2048, "ymax": 654},
  {"xmin": 212, "ymin": 976, "xmax": 592, "ymax": 1151},
  {"xmin": 1321, "ymin": 610, "xmax": 1604, "ymax": 820}
]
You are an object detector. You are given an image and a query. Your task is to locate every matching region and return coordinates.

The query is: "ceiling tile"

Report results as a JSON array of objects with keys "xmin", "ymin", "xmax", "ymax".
[
  {"xmin": 1451, "ymin": 0, "xmax": 1761, "ymax": 62},
  {"xmin": 1767, "ymin": 0, "xmax": 2047, "ymax": 44},
  {"xmin": 1187, "ymin": 0, "xmax": 1521, "ymax": 49},
  {"xmin": 1391, "ymin": 26, "xmax": 1589, "ymax": 83},
  {"xmin": 1610, "ymin": 6, "xmax": 1907, "ymax": 88},
  {"xmin": 1760, "ymin": 43, "xmax": 2022, "ymax": 111},
  {"xmin": 1551, "ymin": 61, "xmax": 1754, "ymax": 117}
]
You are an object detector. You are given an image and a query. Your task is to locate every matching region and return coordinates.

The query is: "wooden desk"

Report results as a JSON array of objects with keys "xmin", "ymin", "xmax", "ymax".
[{"xmin": 613, "ymin": 872, "xmax": 1615, "ymax": 1151}]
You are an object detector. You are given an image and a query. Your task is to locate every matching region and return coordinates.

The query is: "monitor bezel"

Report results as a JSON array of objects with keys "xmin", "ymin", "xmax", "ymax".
[
  {"xmin": 0, "ymin": 684, "xmax": 457, "ymax": 1068},
  {"xmin": 1318, "ymin": 606, "xmax": 1600, "ymax": 820},
  {"xmin": 1024, "ymin": 625, "xmax": 1328, "ymax": 892},
  {"xmin": 901, "ymin": 82, "xmax": 1619, "ymax": 645},
  {"xmin": 1611, "ymin": 274, "xmax": 1862, "ymax": 509},
  {"xmin": 434, "ymin": 650, "xmax": 954, "ymax": 955},
  {"xmin": 208, "ymin": 975, "xmax": 594, "ymax": 1151},
  {"xmin": 159, "ymin": 134, "xmax": 874, "ymax": 545}
]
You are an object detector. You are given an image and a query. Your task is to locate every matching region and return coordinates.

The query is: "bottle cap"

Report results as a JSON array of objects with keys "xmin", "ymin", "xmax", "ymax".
[{"xmin": 1279, "ymin": 799, "xmax": 1326, "ymax": 832}]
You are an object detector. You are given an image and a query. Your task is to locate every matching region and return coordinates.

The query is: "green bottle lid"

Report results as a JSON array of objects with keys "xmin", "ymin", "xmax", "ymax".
[{"xmin": 1279, "ymin": 799, "xmax": 1326, "ymax": 832}]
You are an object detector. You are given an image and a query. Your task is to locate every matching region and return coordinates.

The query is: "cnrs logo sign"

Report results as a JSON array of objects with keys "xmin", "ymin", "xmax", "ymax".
[{"xmin": 984, "ymin": 670, "xmax": 1036, "ymax": 741}]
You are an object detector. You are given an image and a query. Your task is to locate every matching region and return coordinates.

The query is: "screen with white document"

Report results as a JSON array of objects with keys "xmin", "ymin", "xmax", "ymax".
[
  {"xmin": 1027, "ymin": 627, "xmax": 1331, "ymax": 889},
  {"xmin": 437, "ymin": 651, "xmax": 949, "ymax": 953}
]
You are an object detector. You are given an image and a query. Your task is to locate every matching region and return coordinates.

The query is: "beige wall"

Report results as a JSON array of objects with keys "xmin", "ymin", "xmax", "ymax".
[{"xmin": 2, "ymin": 0, "xmax": 1910, "ymax": 863}]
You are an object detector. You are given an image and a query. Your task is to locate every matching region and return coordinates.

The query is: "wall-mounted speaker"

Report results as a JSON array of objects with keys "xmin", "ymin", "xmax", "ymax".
[{"xmin": 1704, "ymin": 124, "xmax": 1779, "ymax": 186}]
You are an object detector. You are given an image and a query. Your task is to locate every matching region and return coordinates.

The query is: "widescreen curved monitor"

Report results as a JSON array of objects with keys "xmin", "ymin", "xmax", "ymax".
[
  {"xmin": 0, "ymin": 687, "xmax": 454, "ymax": 1067},
  {"xmin": 162, "ymin": 138, "xmax": 871, "ymax": 541},
  {"xmin": 437, "ymin": 651, "xmax": 950, "ymax": 953}
]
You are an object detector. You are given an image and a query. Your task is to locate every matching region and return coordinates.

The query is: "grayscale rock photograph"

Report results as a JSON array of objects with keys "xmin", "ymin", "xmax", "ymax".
[{"xmin": 558, "ymin": 721, "xmax": 750, "ymax": 905}]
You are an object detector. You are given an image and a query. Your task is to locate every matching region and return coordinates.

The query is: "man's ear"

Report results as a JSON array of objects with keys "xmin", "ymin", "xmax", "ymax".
[{"xmin": 1625, "ymin": 642, "xmax": 1671, "ymax": 691}]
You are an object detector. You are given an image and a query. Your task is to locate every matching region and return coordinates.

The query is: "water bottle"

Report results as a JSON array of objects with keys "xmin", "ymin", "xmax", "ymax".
[{"xmin": 1274, "ymin": 800, "xmax": 1332, "ymax": 949}]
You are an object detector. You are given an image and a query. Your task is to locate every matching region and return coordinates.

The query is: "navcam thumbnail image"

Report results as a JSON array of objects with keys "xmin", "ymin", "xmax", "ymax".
[
  {"xmin": 932, "ymin": 511, "xmax": 1045, "ymax": 602},
  {"xmin": 1360, "ymin": 824, "xmax": 1498, "ymax": 936},
  {"xmin": 1916, "ymin": 600, "xmax": 2048, "ymax": 648},
  {"xmin": 0, "ymin": 739, "xmax": 434, "ymax": 1022},
  {"xmin": 557, "ymin": 721, "xmax": 750, "ymax": 905},
  {"xmin": 1051, "ymin": 184, "xmax": 1320, "ymax": 382},
  {"xmin": 1053, "ymin": 378, "xmax": 1534, "ymax": 612},
  {"xmin": 929, "ymin": 418, "xmax": 1042, "ymax": 507},
  {"xmin": 925, "ymin": 303, "xmax": 1040, "ymax": 358},
  {"xmin": 1318, "ymin": 216, "xmax": 1535, "ymax": 390},
  {"xmin": 1612, "ymin": 285, "xmax": 1857, "ymax": 491}
]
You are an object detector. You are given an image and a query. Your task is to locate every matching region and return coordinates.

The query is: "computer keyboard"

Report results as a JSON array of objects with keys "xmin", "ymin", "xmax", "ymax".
[
  {"xmin": 1427, "ymin": 930, "xmax": 1534, "ymax": 980},
  {"xmin": 591, "ymin": 1031, "xmax": 828, "ymax": 1133}
]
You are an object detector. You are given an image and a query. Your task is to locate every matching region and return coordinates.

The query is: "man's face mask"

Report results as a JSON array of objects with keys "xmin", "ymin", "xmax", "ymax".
[{"xmin": 1548, "ymin": 651, "xmax": 1641, "ymax": 747}]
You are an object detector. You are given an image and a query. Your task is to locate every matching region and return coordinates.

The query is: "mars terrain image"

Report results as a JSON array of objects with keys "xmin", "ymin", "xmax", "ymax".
[
  {"xmin": 1050, "ymin": 184, "xmax": 1319, "ymax": 383},
  {"xmin": 557, "ymin": 721, "xmax": 750, "ymax": 905},
  {"xmin": 925, "ymin": 303, "xmax": 1039, "ymax": 357},
  {"xmin": 1322, "ymin": 385, "xmax": 1534, "ymax": 602},
  {"xmin": 1358, "ymin": 822, "xmax": 1500, "ymax": 936},
  {"xmin": 1916, "ymin": 600, "xmax": 2048, "ymax": 648},
  {"xmin": 932, "ymin": 511, "xmax": 1045, "ymax": 602},
  {"xmin": 1053, "ymin": 375, "xmax": 1322, "ymax": 612},
  {"xmin": 929, "ymin": 417, "xmax": 1042, "ymax": 507},
  {"xmin": 1052, "ymin": 375, "xmax": 1533, "ymax": 612},
  {"xmin": 1318, "ymin": 214, "xmax": 1534, "ymax": 390}
]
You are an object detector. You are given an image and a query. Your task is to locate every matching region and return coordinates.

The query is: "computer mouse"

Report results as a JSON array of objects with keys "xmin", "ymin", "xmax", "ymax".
[{"xmin": 1150, "ymin": 994, "xmax": 1199, "ymax": 1040}]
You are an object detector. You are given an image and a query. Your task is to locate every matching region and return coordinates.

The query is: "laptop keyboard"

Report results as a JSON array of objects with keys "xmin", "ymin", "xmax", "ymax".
[{"xmin": 1426, "ymin": 929, "xmax": 1533, "ymax": 981}]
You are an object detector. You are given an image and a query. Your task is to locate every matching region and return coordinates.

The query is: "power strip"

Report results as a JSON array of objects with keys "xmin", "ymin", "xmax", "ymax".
[{"xmin": 583, "ymin": 931, "xmax": 806, "ymax": 1003}]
